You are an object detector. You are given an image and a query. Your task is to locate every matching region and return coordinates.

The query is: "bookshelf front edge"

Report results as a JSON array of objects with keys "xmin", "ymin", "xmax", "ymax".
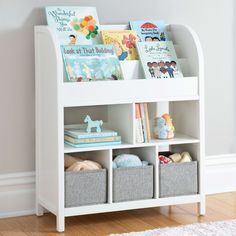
[{"xmin": 35, "ymin": 26, "xmax": 65, "ymax": 231}]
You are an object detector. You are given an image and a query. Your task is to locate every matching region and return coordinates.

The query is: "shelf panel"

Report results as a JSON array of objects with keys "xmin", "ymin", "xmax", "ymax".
[
  {"xmin": 151, "ymin": 133, "xmax": 200, "ymax": 146},
  {"xmin": 64, "ymin": 142, "xmax": 157, "ymax": 153},
  {"xmin": 64, "ymin": 194, "xmax": 201, "ymax": 217},
  {"xmin": 64, "ymin": 133, "xmax": 199, "ymax": 153},
  {"xmin": 63, "ymin": 76, "xmax": 199, "ymax": 107}
]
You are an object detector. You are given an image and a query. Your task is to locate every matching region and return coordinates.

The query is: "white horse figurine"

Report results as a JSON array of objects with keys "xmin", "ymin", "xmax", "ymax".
[{"xmin": 84, "ymin": 115, "xmax": 103, "ymax": 133}]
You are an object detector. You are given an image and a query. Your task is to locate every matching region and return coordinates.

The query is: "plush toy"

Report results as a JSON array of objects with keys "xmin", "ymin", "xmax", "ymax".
[
  {"xmin": 64, "ymin": 154, "xmax": 102, "ymax": 172},
  {"xmin": 154, "ymin": 114, "xmax": 175, "ymax": 139},
  {"xmin": 112, "ymin": 154, "xmax": 148, "ymax": 168}
]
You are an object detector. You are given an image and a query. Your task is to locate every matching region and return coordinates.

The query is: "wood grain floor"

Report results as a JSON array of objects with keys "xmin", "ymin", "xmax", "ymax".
[{"xmin": 0, "ymin": 192, "xmax": 236, "ymax": 235}]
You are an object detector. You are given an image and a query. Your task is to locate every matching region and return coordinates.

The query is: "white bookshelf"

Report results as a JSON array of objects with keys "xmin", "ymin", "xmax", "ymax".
[{"xmin": 35, "ymin": 24, "xmax": 205, "ymax": 232}]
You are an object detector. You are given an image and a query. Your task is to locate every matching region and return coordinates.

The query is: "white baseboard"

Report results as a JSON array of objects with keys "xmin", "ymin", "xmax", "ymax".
[
  {"xmin": 205, "ymin": 154, "xmax": 236, "ymax": 194},
  {"xmin": 0, "ymin": 154, "xmax": 236, "ymax": 218},
  {"xmin": 0, "ymin": 172, "xmax": 36, "ymax": 218}
]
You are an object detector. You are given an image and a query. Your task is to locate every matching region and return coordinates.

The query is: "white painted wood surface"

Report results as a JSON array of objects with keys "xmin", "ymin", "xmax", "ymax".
[{"xmin": 35, "ymin": 24, "xmax": 205, "ymax": 232}]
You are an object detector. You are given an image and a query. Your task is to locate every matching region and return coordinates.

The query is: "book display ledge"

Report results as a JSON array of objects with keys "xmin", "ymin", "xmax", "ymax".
[{"xmin": 35, "ymin": 24, "xmax": 205, "ymax": 232}]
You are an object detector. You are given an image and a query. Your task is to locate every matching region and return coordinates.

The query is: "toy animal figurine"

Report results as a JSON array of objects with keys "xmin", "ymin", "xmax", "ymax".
[
  {"xmin": 84, "ymin": 115, "xmax": 103, "ymax": 133},
  {"xmin": 153, "ymin": 113, "xmax": 175, "ymax": 139}
]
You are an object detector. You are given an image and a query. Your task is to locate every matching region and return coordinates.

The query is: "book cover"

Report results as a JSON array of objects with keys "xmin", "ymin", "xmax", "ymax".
[
  {"xmin": 101, "ymin": 30, "xmax": 139, "ymax": 60},
  {"xmin": 135, "ymin": 104, "xmax": 144, "ymax": 143},
  {"xmin": 129, "ymin": 20, "xmax": 168, "ymax": 42},
  {"xmin": 64, "ymin": 135, "xmax": 121, "ymax": 144},
  {"xmin": 45, "ymin": 6, "xmax": 100, "ymax": 45},
  {"xmin": 144, "ymin": 103, "xmax": 151, "ymax": 142},
  {"xmin": 140, "ymin": 103, "xmax": 148, "ymax": 143},
  {"xmin": 61, "ymin": 44, "xmax": 124, "ymax": 82},
  {"xmin": 65, "ymin": 140, "xmax": 121, "ymax": 148},
  {"xmin": 64, "ymin": 127, "xmax": 118, "ymax": 139},
  {"xmin": 137, "ymin": 41, "xmax": 183, "ymax": 79}
]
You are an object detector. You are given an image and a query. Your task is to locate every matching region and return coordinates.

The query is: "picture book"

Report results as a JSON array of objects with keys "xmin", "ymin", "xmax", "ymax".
[
  {"xmin": 45, "ymin": 6, "xmax": 100, "ymax": 45},
  {"xmin": 65, "ymin": 140, "xmax": 121, "ymax": 148},
  {"xmin": 64, "ymin": 127, "xmax": 118, "ymax": 139},
  {"xmin": 129, "ymin": 20, "xmax": 168, "ymax": 42},
  {"xmin": 64, "ymin": 135, "xmax": 121, "ymax": 144},
  {"xmin": 140, "ymin": 103, "xmax": 148, "ymax": 143},
  {"xmin": 135, "ymin": 104, "xmax": 144, "ymax": 143},
  {"xmin": 61, "ymin": 44, "xmax": 124, "ymax": 82},
  {"xmin": 101, "ymin": 30, "xmax": 139, "ymax": 60},
  {"xmin": 137, "ymin": 41, "xmax": 183, "ymax": 79},
  {"xmin": 144, "ymin": 103, "xmax": 151, "ymax": 142}
]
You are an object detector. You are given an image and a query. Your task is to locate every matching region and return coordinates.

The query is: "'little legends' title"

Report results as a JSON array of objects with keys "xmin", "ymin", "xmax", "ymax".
[
  {"xmin": 63, "ymin": 46, "xmax": 115, "ymax": 55},
  {"xmin": 144, "ymin": 44, "xmax": 169, "ymax": 54}
]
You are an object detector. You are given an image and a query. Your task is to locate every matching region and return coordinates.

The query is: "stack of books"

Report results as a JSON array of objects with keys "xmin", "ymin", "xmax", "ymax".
[
  {"xmin": 135, "ymin": 103, "xmax": 151, "ymax": 143},
  {"xmin": 64, "ymin": 126, "xmax": 122, "ymax": 148}
]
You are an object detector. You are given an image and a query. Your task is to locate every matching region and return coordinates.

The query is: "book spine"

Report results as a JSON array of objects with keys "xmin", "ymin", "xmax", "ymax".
[
  {"xmin": 144, "ymin": 103, "xmax": 151, "ymax": 142},
  {"xmin": 140, "ymin": 103, "xmax": 148, "ymax": 143},
  {"xmin": 64, "ymin": 135, "xmax": 121, "ymax": 144},
  {"xmin": 65, "ymin": 140, "xmax": 121, "ymax": 148},
  {"xmin": 135, "ymin": 104, "xmax": 144, "ymax": 143},
  {"xmin": 64, "ymin": 131, "xmax": 118, "ymax": 139}
]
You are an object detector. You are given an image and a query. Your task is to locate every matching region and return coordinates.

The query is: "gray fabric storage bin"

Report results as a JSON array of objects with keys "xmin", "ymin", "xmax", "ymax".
[
  {"xmin": 65, "ymin": 169, "xmax": 107, "ymax": 207},
  {"xmin": 113, "ymin": 165, "xmax": 153, "ymax": 202},
  {"xmin": 159, "ymin": 161, "xmax": 198, "ymax": 198}
]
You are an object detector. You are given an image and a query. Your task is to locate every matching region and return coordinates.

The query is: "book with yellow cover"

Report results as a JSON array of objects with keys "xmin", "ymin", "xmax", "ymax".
[{"xmin": 101, "ymin": 30, "xmax": 139, "ymax": 60}]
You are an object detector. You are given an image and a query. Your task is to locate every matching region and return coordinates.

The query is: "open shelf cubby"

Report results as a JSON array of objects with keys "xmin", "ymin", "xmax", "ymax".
[{"xmin": 35, "ymin": 24, "xmax": 205, "ymax": 232}]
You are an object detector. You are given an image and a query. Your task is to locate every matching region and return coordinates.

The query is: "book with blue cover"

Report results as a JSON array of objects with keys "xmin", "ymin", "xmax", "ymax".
[
  {"xmin": 65, "ymin": 140, "xmax": 121, "ymax": 148},
  {"xmin": 61, "ymin": 44, "xmax": 124, "ymax": 82},
  {"xmin": 45, "ymin": 6, "xmax": 100, "ymax": 45},
  {"xmin": 64, "ymin": 127, "xmax": 118, "ymax": 139},
  {"xmin": 64, "ymin": 135, "xmax": 121, "ymax": 144},
  {"xmin": 129, "ymin": 20, "xmax": 168, "ymax": 42},
  {"xmin": 137, "ymin": 41, "xmax": 183, "ymax": 79}
]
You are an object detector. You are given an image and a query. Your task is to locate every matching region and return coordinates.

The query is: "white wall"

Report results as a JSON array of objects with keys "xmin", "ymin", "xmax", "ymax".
[{"xmin": 0, "ymin": 0, "xmax": 235, "ymax": 174}]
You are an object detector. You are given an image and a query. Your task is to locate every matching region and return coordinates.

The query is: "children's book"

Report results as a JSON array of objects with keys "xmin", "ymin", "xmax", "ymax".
[
  {"xmin": 64, "ymin": 135, "xmax": 121, "ymax": 144},
  {"xmin": 135, "ymin": 104, "xmax": 144, "ymax": 143},
  {"xmin": 140, "ymin": 103, "xmax": 148, "ymax": 143},
  {"xmin": 45, "ymin": 6, "xmax": 100, "ymax": 45},
  {"xmin": 65, "ymin": 140, "xmax": 121, "ymax": 148},
  {"xmin": 61, "ymin": 44, "xmax": 124, "ymax": 82},
  {"xmin": 129, "ymin": 20, "xmax": 168, "ymax": 42},
  {"xmin": 64, "ymin": 127, "xmax": 118, "ymax": 139},
  {"xmin": 137, "ymin": 41, "xmax": 183, "ymax": 79},
  {"xmin": 144, "ymin": 103, "xmax": 151, "ymax": 142},
  {"xmin": 101, "ymin": 30, "xmax": 139, "ymax": 60}
]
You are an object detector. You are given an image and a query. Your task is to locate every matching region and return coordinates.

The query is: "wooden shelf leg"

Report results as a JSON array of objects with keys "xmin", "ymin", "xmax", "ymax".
[{"xmin": 57, "ymin": 214, "xmax": 65, "ymax": 232}]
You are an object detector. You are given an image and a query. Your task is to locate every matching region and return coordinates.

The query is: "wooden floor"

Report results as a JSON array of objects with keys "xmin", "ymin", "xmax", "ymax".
[{"xmin": 0, "ymin": 192, "xmax": 236, "ymax": 235}]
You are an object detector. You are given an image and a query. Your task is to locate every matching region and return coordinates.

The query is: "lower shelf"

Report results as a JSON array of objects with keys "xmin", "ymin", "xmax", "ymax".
[{"xmin": 64, "ymin": 194, "xmax": 201, "ymax": 217}]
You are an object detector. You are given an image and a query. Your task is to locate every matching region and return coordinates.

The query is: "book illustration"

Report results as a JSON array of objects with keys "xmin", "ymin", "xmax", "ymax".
[
  {"xmin": 129, "ymin": 20, "xmax": 168, "ymax": 42},
  {"xmin": 137, "ymin": 41, "xmax": 183, "ymax": 79},
  {"xmin": 64, "ymin": 135, "xmax": 121, "ymax": 144},
  {"xmin": 65, "ymin": 140, "xmax": 121, "ymax": 148},
  {"xmin": 46, "ymin": 6, "xmax": 100, "ymax": 45},
  {"xmin": 64, "ymin": 127, "xmax": 118, "ymax": 139},
  {"xmin": 61, "ymin": 44, "xmax": 123, "ymax": 82},
  {"xmin": 101, "ymin": 30, "xmax": 139, "ymax": 60}
]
